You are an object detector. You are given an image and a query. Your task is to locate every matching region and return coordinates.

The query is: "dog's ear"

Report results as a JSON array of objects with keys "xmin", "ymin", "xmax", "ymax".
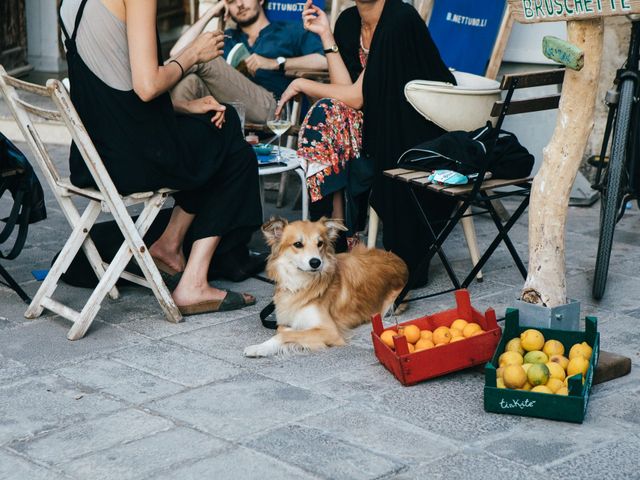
[
  {"xmin": 262, "ymin": 217, "xmax": 288, "ymax": 246},
  {"xmin": 321, "ymin": 217, "xmax": 348, "ymax": 242}
]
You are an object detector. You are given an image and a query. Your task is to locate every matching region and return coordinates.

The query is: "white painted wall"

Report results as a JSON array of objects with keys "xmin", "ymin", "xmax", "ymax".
[{"xmin": 26, "ymin": 0, "xmax": 65, "ymax": 72}]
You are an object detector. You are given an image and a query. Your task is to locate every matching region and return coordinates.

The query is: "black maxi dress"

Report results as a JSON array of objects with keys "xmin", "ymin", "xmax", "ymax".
[{"xmin": 60, "ymin": 0, "xmax": 262, "ymax": 251}]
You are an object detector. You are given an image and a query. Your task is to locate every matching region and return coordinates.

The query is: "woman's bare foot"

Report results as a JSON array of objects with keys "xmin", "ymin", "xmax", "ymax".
[
  {"xmin": 149, "ymin": 240, "xmax": 186, "ymax": 274},
  {"xmin": 172, "ymin": 279, "xmax": 254, "ymax": 307}
]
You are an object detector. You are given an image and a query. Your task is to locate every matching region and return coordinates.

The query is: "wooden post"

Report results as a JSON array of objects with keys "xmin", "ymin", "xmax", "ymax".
[{"xmin": 507, "ymin": 0, "xmax": 640, "ymax": 307}]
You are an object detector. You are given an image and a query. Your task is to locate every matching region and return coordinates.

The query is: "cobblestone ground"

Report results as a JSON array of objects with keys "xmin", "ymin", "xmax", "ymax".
[{"xmin": 0, "ymin": 139, "xmax": 639, "ymax": 480}]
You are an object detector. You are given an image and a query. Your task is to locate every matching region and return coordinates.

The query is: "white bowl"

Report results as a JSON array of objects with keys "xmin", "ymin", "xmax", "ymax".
[{"xmin": 405, "ymin": 71, "xmax": 501, "ymax": 132}]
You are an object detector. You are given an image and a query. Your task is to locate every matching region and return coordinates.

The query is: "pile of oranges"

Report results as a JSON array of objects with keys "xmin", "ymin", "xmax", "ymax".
[{"xmin": 379, "ymin": 318, "xmax": 486, "ymax": 353}]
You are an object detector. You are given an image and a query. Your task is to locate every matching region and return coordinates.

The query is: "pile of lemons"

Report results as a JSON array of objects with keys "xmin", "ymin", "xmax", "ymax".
[
  {"xmin": 380, "ymin": 318, "xmax": 486, "ymax": 353},
  {"xmin": 496, "ymin": 328, "xmax": 593, "ymax": 395}
]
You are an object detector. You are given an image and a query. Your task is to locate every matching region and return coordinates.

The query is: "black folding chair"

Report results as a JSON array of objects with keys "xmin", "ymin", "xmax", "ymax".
[{"xmin": 387, "ymin": 69, "xmax": 566, "ymax": 305}]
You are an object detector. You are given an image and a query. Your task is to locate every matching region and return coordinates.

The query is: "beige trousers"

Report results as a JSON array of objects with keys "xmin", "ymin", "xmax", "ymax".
[{"xmin": 171, "ymin": 56, "xmax": 277, "ymax": 124}]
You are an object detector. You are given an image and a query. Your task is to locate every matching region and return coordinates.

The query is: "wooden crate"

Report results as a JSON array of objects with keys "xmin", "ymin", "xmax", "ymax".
[
  {"xmin": 371, "ymin": 289, "xmax": 501, "ymax": 386},
  {"xmin": 484, "ymin": 309, "xmax": 599, "ymax": 424}
]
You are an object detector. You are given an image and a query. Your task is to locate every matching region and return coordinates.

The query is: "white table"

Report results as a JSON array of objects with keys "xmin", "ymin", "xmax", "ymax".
[{"xmin": 257, "ymin": 146, "xmax": 308, "ymax": 220}]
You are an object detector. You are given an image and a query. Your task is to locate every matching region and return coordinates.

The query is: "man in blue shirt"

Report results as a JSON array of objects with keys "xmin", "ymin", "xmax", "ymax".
[{"xmin": 170, "ymin": 0, "xmax": 326, "ymax": 123}]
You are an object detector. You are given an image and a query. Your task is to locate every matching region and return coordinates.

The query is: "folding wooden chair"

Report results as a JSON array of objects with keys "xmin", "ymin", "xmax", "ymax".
[
  {"xmin": 0, "ymin": 66, "xmax": 182, "ymax": 340},
  {"xmin": 387, "ymin": 68, "xmax": 565, "ymax": 305}
]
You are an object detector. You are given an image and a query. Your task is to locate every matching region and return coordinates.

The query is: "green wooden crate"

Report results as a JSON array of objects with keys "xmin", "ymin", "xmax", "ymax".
[{"xmin": 484, "ymin": 309, "xmax": 599, "ymax": 423}]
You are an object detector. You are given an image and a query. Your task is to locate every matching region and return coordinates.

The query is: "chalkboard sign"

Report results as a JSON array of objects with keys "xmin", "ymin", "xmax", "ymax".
[
  {"xmin": 265, "ymin": 0, "xmax": 326, "ymax": 22},
  {"xmin": 508, "ymin": 0, "xmax": 640, "ymax": 23}
]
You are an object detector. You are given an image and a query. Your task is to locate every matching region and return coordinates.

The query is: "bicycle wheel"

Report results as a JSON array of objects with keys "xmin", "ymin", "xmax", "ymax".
[{"xmin": 593, "ymin": 79, "xmax": 635, "ymax": 300}]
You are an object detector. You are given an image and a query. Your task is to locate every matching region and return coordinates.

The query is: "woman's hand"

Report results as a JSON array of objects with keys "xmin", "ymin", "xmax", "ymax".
[
  {"xmin": 275, "ymin": 79, "xmax": 304, "ymax": 117},
  {"xmin": 302, "ymin": 0, "xmax": 332, "ymax": 41},
  {"xmin": 184, "ymin": 96, "xmax": 227, "ymax": 128},
  {"xmin": 190, "ymin": 31, "xmax": 225, "ymax": 64}
]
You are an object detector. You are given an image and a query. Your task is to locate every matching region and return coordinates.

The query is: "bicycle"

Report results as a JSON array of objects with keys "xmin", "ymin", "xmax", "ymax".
[{"xmin": 590, "ymin": 18, "xmax": 640, "ymax": 300}]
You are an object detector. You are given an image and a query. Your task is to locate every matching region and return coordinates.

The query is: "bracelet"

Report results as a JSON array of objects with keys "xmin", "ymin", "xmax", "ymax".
[{"xmin": 169, "ymin": 59, "xmax": 185, "ymax": 78}]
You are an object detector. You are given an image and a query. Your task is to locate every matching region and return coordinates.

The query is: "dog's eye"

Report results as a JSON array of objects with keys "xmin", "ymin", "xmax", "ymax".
[
  {"xmin": 317, "ymin": 240, "xmax": 324, "ymax": 248},
  {"xmin": 293, "ymin": 241, "xmax": 303, "ymax": 248}
]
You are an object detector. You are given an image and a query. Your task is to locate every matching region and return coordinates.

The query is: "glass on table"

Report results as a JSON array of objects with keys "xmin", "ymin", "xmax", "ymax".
[{"xmin": 267, "ymin": 100, "xmax": 292, "ymax": 161}]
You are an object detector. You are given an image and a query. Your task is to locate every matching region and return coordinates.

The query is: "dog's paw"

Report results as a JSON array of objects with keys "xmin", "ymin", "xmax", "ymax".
[{"xmin": 244, "ymin": 344, "xmax": 266, "ymax": 357}]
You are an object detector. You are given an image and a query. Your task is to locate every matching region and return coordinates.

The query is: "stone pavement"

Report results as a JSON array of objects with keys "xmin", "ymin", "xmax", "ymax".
[{"xmin": 0, "ymin": 137, "xmax": 639, "ymax": 480}]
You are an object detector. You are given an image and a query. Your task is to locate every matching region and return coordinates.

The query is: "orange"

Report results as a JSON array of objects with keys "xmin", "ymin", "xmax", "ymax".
[
  {"xmin": 420, "ymin": 330, "xmax": 433, "ymax": 341},
  {"xmin": 432, "ymin": 326, "xmax": 452, "ymax": 345},
  {"xmin": 415, "ymin": 338, "xmax": 435, "ymax": 351},
  {"xmin": 450, "ymin": 328, "xmax": 463, "ymax": 338},
  {"xmin": 462, "ymin": 323, "xmax": 482, "ymax": 338},
  {"xmin": 380, "ymin": 330, "xmax": 396, "ymax": 349},
  {"xmin": 450, "ymin": 319, "xmax": 468, "ymax": 331},
  {"xmin": 407, "ymin": 343, "xmax": 415, "ymax": 353},
  {"xmin": 471, "ymin": 330, "xmax": 484, "ymax": 337},
  {"xmin": 399, "ymin": 324, "xmax": 421, "ymax": 344},
  {"xmin": 450, "ymin": 336, "xmax": 465, "ymax": 343}
]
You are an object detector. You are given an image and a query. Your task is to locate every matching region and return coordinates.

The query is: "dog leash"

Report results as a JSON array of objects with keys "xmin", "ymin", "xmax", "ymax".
[{"xmin": 259, "ymin": 301, "xmax": 277, "ymax": 329}]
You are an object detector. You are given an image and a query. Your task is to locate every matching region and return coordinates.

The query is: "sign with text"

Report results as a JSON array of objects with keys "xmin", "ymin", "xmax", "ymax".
[
  {"xmin": 508, "ymin": 0, "xmax": 640, "ymax": 23},
  {"xmin": 265, "ymin": 0, "xmax": 325, "ymax": 22}
]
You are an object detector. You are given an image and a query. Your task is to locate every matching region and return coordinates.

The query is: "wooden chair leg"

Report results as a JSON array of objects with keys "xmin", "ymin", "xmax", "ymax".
[
  {"xmin": 367, "ymin": 206, "xmax": 379, "ymax": 248},
  {"xmin": 25, "ymin": 200, "xmax": 102, "ymax": 319},
  {"xmin": 461, "ymin": 207, "xmax": 483, "ymax": 282}
]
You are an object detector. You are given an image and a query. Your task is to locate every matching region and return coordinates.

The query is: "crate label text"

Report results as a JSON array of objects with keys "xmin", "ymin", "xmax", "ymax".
[{"xmin": 499, "ymin": 398, "xmax": 537, "ymax": 410}]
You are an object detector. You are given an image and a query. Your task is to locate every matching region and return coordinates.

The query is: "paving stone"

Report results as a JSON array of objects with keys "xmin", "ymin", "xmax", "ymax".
[
  {"xmin": 59, "ymin": 427, "xmax": 228, "ymax": 480},
  {"xmin": 545, "ymin": 433, "xmax": 640, "ymax": 479},
  {"xmin": 587, "ymin": 389, "xmax": 640, "ymax": 427},
  {"xmin": 11, "ymin": 408, "xmax": 173, "ymax": 465},
  {"xmin": 109, "ymin": 341, "xmax": 242, "ymax": 387},
  {"xmin": 0, "ymin": 450, "xmax": 67, "ymax": 480},
  {"xmin": 0, "ymin": 317, "xmax": 146, "ymax": 370},
  {"xmin": 567, "ymin": 268, "xmax": 640, "ymax": 316},
  {"xmin": 246, "ymin": 424, "xmax": 405, "ymax": 480},
  {"xmin": 415, "ymin": 451, "xmax": 544, "ymax": 480},
  {"xmin": 0, "ymin": 354, "xmax": 31, "ymax": 384},
  {"xmin": 0, "ymin": 375, "xmax": 123, "ymax": 445},
  {"xmin": 300, "ymin": 406, "xmax": 457, "ymax": 463},
  {"xmin": 153, "ymin": 445, "xmax": 318, "ymax": 480},
  {"xmin": 369, "ymin": 371, "xmax": 523, "ymax": 443},
  {"xmin": 146, "ymin": 372, "xmax": 335, "ymax": 441},
  {"xmin": 56, "ymin": 357, "xmax": 186, "ymax": 404}
]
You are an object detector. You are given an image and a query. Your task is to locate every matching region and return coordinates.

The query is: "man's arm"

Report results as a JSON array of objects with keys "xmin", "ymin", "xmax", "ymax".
[
  {"xmin": 244, "ymin": 53, "xmax": 327, "ymax": 76},
  {"xmin": 170, "ymin": 2, "xmax": 226, "ymax": 58}
]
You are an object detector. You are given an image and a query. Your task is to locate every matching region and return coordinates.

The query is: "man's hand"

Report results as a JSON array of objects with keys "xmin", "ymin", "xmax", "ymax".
[
  {"xmin": 184, "ymin": 96, "xmax": 227, "ymax": 128},
  {"xmin": 245, "ymin": 53, "xmax": 278, "ymax": 76}
]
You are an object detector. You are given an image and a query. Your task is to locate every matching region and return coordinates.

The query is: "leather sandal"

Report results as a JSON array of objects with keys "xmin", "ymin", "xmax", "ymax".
[
  {"xmin": 153, "ymin": 257, "xmax": 181, "ymax": 276},
  {"xmin": 178, "ymin": 290, "xmax": 256, "ymax": 316}
]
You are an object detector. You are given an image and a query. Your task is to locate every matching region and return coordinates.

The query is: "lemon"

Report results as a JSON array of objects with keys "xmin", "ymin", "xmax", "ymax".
[
  {"xmin": 432, "ymin": 326, "xmax": 452, "ymax": 345},
  {"xmin": 496, "ymin": 367, "xmax": 505, "ymax": 378},
  {"xmin": 420, "ymin": 330, "xmax": 433, "ymax": 341},
  {"xmin": 569, "ymin": 343, "xmax": 592, "ymax": 361},
  {"xmin": 503, "ymin": 365, "xmax": 527, "ymax": 389},
  {"xmin": 505, "ymin": 337, "xmax": 525, "ymax": 355},
  {"xmin": 545, "ymin": 361, "xmax": 566, "ymax": 381},
  {"xmin": 521, "ymin": 363, "xmax": 533, "ymax": 374},
  {"xmin": 518, "ymin": 382, "xmax": 533, "ymax": 391},
  {"xmin": 567, "ymin": 356, "xmax": 589, "ymax": 378},
  {"xmin": 450, "ymin": 319, "xmax": 468, "ymax": 331},
  {"xmin": 556, "ymin": 386, "xmax": 569, "ymax": 396},
  {"xmin": 462, "ymin": 323, "xmax": 482, "ymax": 338},
  {"xmin": 531, "ymin": 385, "xmax": 553, "ymax": 394},
  {"xmin": 523, "ymin": 350, "xmax": 549, "ymax": 364},
  {"xmin": 399, "ymin": 324, "xmax": 421, "ymax": 344},
  {"xmin": 546, "ymin": 378, "xmax": 565, "ymax": 393},
  {"xmin": 380, "ymin": 330, "xmax": 396, "ymax": 349},
  {"xmin": 499, "ymin": 351, "xmax": 524, "ymax": 367},
  {"xmin": 549, "ymin": 354, "xmax": 569, "ymax": 371},
  {"xmin": 520, "ymin": 329, "xmax": 545, "ymax": 352},
  {"xmin": 496, "ymin": 378, "xmax": 506, "ymax": 389},
  {"xmin": 414, "ymin": 338, "xmax": 435, "ymax": 351},
  {"xmin": 527, "ymin": 363, "xmax": 550, "ymax": 386},
  {"xmin": 543, "ymin": 339, "xmax": 565, "ymax": 357}
]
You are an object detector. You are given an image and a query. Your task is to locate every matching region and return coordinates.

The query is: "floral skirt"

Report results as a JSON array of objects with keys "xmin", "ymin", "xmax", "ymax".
[{"xmin": 297, "ymin": 98, "xmax": 363, "ymax": 203}]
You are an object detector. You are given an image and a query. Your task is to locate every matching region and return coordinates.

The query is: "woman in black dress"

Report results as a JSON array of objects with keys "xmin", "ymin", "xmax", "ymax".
[
  {"xmin": 279, "ymin": 0, "xmax": 456, "ymax": 285},
  {"xmin": 60, "ymin": 0, "xmax": 262, "ymax": 314}
]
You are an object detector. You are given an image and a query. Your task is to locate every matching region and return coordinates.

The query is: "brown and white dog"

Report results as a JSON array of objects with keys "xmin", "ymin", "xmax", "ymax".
[{"xmin": 244, "ymin": 217, "xmax": 408, "ymax": 357}]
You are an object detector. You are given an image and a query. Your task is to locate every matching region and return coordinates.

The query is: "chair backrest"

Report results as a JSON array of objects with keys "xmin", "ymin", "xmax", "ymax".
[{"xmin": 0, "ymin": 66, "xmax": 123, "ymax": 206}]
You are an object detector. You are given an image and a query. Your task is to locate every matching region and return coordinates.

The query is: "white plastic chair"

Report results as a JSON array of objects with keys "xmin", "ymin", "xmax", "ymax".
[{"xmin": 0, "ymin": 66, "xmax": 182, "ymax": 340}]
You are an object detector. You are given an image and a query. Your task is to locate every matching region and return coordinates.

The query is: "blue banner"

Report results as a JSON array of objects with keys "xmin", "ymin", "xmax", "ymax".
[
  {"xmin": 265, "ymin": 0, "xmax": 326, "ymax": 22},
  {"xmin": 428, "ymin": 0, "xmax": 506, "ymax": 75}
]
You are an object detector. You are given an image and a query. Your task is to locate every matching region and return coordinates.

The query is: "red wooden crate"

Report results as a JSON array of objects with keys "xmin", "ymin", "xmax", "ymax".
[{"xmin": 371, "ymin": 289, "xmax": 501, "ymax": 386}]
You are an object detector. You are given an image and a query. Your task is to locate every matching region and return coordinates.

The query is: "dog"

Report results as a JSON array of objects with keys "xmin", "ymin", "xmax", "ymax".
[{"xmin": 244, "ymin": 217, "xmax": 408, "ymax": 357}]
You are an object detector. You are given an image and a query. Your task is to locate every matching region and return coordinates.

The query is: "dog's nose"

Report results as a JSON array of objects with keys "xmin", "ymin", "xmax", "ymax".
[{"xmin": 309, "ymin": 258, "xmax": 322, "ymax": 269}]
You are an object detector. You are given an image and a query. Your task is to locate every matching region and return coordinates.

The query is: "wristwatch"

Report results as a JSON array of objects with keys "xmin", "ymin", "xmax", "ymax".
[
  {"xmin": 324, "ymin": 44, "xmax": 339, "ymax": 54},
  {"xmin": 276, "ymin": 56, "xmax": 286, "ymax": 72}
]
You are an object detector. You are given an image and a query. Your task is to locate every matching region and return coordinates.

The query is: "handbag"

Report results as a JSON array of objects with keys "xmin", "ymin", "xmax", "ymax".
[{"xmin": 0, "ymin": 131, "xmax": 47, "ymax": 259}]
